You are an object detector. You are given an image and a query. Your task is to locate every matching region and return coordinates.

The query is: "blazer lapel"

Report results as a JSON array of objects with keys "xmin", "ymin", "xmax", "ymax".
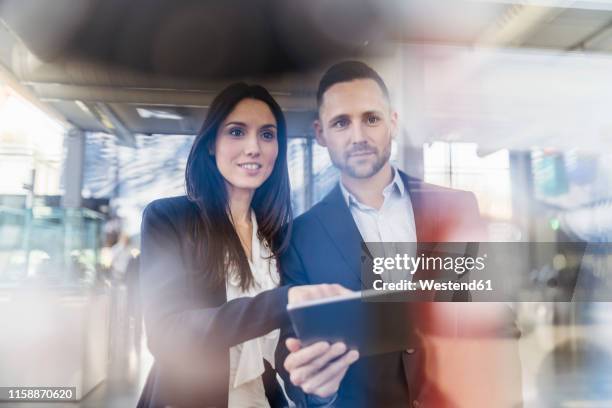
[
  {"xmin": 401, "ymin": 171, "xmax": 437, "ymax": 243},
  {"xmin": 316, "ymin": 185, "xmax": 365, "ymax": 284},
  {"xmin": 315, "ymin": 174, "xmax": 439, "ymax": 286}
]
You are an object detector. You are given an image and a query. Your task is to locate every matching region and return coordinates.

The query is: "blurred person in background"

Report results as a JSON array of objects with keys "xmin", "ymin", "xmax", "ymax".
[
  {"xmin": 109, "ymin": 233, "xmax": 136, "ymax": 281},
  {"xmin": 138, "ymin": 83, "xmax": 355, "ymax": 408}
]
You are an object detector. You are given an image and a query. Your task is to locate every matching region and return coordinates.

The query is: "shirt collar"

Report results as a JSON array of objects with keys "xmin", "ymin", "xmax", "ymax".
[{"xmin": 340, "ymin": 166, "xmax": 406, "ymax": 209}]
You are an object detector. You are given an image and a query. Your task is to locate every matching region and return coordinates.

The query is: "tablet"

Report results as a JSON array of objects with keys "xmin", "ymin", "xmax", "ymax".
[{"xmin": 286, "ymin": 290, "xmax": 416, "ymax": 356}]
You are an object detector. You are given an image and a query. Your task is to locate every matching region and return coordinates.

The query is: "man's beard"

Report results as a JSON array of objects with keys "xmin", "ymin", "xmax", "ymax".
[{"xmin": 334, "ymin": 142, "xmax": 392, "ymax": 179}]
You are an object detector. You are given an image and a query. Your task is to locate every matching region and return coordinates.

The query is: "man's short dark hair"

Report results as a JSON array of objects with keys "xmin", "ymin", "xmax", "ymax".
[{"xmin": 316, "ymin": 60, "xmax": 390, "ymax": 109}]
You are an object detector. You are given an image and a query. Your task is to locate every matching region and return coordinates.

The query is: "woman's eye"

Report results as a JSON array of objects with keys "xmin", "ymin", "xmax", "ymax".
[
  {"xmin": 229, "ymin": 128, "xmax": 244, "ymax": 137},
  {"xmin": 261, "ymin": 131, "xmax": 275, "ymax": 140},
  {"xmin": 367, "ymin": 115, "xmax": 380, "ymax": 125}
]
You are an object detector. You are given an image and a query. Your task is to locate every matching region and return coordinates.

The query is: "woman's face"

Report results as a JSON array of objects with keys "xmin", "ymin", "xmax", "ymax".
[{"xmin": 214, "ymin": 98, "xmax": 279, "ymax": 197}]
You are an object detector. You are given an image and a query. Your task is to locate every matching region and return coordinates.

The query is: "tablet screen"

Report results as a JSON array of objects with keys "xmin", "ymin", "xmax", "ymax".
[{"xmin": 287, "ymin": 290, "xmax": 417, "ymax": 356}]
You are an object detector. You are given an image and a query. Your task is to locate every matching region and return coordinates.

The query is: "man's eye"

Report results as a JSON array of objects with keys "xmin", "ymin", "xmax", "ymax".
[
  {"xmin": 261, "ymin": 131, "xmax": 275, "ymax": 140},
  {"xmin": 229, "ymin": 128, "xmax": 244, "ymax": 137},
  {"xmin": 367, "ymin": 115, "xmax": 380, "ymax": 125},
  {"xmin": 332, "ymin": 119, "xmax": 349, "ymax": 129}
]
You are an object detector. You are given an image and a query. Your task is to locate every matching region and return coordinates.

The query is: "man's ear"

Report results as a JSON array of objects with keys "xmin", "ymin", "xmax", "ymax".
[{"xmin": 313, "ymin": 119, "xmax": 327, "ymax": 147}]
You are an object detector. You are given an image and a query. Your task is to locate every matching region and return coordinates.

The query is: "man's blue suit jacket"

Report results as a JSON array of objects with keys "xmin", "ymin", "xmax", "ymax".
[{"xmin": 275, "ymin": 171, "xmax": 489, "ymax": 407}]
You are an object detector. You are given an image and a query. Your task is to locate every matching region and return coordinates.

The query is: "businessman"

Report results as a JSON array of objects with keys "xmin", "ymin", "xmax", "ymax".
[{"xmin": 276, "ymin": 61, "xmax": 521, "ymax": 407}]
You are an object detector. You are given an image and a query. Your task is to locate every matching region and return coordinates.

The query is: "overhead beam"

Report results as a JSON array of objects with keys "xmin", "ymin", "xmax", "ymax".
[
  {"xmin": 0, "ymin": 63, "xmax": 71, "ymax": 128},
  {"xmin": 84, "ymin": 102, "xmax": 136, "ymax": 147},
  {"xmin": 31, "ymin": 83, "xmax": 317, "ymax": 111},
  {"xmin": 567, "ymin": 19, "xmax": 612, "ymax": 50},
  {"xmin": 476, "ymin": 3, "xmax": 566, "ymax": 47}
]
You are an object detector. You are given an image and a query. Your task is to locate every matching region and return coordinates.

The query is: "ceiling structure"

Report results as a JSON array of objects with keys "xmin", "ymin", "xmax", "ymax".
[{"xmin": 1, "ymin": 0, "xmax": 612, "ymax": 147}]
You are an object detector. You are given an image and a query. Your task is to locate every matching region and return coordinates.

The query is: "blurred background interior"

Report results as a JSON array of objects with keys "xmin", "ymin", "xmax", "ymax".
[{"xmin": 0, "ymin": 0, "xmax": 611, "ymax": 406}]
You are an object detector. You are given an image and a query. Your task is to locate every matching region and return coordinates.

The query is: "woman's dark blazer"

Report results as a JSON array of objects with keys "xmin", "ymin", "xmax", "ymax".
[{"xmin": 137, "ymin": 195, "xmax": 290, "ymax": 408}]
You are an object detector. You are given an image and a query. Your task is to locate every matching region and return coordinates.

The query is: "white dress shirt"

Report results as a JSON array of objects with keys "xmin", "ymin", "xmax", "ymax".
[
  {"xmin": 226, "ymin": 211, "xmax": 280, "ymax": 408},
  {"xmin": 340, "ymin": 167, "xmax": 417, "ymax": 282}
]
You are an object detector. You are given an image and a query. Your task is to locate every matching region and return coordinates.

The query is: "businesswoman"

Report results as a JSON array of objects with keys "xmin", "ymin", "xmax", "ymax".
[{"xmin": 138, "ymin": 83, "xmax": 337, "ymax": 408}]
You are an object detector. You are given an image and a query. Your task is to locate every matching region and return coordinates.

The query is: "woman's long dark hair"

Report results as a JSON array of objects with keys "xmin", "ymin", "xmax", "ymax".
[{"xmin": 185, "ymin": 83, "xmax": 292, "ymax": 291}]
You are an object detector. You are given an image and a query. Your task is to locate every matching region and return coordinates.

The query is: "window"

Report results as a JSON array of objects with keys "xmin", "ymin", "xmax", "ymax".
[{"xmin": 424, "ymin": 142, "xmax": 512, "ymax": 220}]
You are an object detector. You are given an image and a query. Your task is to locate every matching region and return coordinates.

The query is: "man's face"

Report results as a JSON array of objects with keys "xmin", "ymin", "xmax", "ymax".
[{"xmin": 315, "ymin": 78, "xmax": 397, "ymax": 179}]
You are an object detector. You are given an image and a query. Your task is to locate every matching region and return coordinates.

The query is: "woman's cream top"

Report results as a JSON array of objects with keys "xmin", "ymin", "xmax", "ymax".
[{"xmin": 226, "ymin": 211, "xmax": 281, "ymax": 408}]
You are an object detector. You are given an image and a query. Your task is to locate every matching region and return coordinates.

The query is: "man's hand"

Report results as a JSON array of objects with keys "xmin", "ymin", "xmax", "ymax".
[
  {"xmin": 283, "ymin": 338, "xmax": 359, "ymax": 398},
  {"xmin": 288, "ymin": 283, "xmax": 351, "ymax": 304}
]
